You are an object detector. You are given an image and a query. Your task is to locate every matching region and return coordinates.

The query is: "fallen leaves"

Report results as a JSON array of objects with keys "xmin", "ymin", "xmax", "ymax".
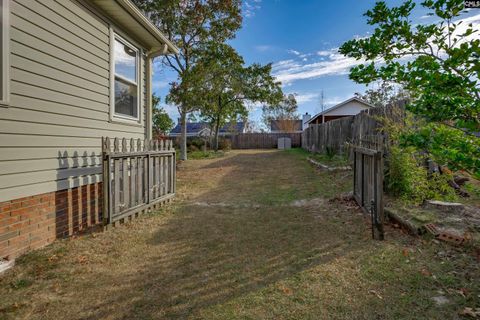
[
  {"xmin": 420, "ymin": 268, "xmax": 431, "ymax": 277},
  {"xmin": 369, "ymin": 289, "xmax": 383, "ymax": 300},
  {"xmin": 278, "ymin": 284, "xmax": 293, "ymax": 296},
  {"xmin": 459, "ymin": 307, "xmax": 480, "ymax": 318},
  {"xmin": 77, "ymin": 256, "xmax": 88, "ymax": 264}
]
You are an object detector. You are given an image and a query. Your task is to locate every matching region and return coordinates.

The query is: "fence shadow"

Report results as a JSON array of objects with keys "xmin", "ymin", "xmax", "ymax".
[
  {"xmin": 70, "ymin": 151, "xmax": 367, "ymax": 319},
  {"xmin": 55, "ymin": 150, "xmax": 102, "ymax": 240}
]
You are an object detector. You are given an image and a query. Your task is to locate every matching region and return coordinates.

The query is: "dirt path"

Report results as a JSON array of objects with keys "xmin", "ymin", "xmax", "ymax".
[{"xmin": 1, "ymin": 150, "xmax": 478, "ymax": 320}]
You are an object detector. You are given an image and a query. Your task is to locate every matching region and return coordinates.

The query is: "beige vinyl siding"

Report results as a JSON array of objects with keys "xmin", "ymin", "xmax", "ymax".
[{"xmin": 0, "ymin": 0, "xmax": 148, "ymax": 202}]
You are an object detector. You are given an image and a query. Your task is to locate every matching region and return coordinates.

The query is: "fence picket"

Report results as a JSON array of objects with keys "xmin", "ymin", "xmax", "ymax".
[{"xmin": 102, "ymin": 138, "xmax": 176, "ymax": 224}]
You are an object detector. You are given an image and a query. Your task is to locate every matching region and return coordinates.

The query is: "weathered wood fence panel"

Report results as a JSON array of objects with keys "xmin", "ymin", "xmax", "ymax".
[
  {"xmin": 353, "ymin": 135, "xmax": 384, "ymax": 240},
  {"xmin": 302, "ymin": 104, "xmax": 403, "ymax": 155},
  {"xmin": 302, "ymin": 117, "xmax": 353, "ymax": 153},
  {"xmin": 102, "ymin": 137, "xmax": 175, "ymax": 224},
  {"xmin": 230, "ymin": 133, "xmax": 301, "ymax": 149}
]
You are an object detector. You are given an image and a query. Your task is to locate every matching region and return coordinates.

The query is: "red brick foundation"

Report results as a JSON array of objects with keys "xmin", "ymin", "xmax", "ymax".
[{"xmin": 0, "ymin": 183, "xmax": 103, "ymax": 260}]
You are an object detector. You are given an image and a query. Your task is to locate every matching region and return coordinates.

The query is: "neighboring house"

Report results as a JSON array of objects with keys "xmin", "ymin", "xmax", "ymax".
[
  {"xmin": 307, "ymin": 97, "xmax": 374, "ymax": 125},
  {"xmin": 0, "ymin": 0, "xmax": 177, "ymax": 260},
  {"xmin": 270, "ymin": 119, "xmax": 302, "ymax": 133},
  {"xmin": 169, "ymin": 122, "xmax": 246, "ymax": 137}
]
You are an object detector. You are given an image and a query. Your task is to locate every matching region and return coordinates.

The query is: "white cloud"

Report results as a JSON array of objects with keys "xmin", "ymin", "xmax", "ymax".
[
  {"xmin": 255, "ymin": 45, "xmax": 272, "ymax": 52},
  {"xmin": 272, "ymin": 59, "xmax": 302, "ymax": 72},
  {"xmin": 274, "ymin": 50, "xmax": 367, "ymax": 85},
  {"xmin": 294, "ymin": 93, "xmax": 319, "ymax": 104},
  {"xmin": 316, "ymin": 49, "xmax": 336, "ymax": 56},
  {"xmin": 244, "ymin": 0, "xmax": 262, "ymax": 18},
  {"xmin": 288, "ymin": 49, "xmax": 301, "ymax": 55},
  {"xmin": 273, "ymin": 12, "xmax": 480, "ymax": 86}
]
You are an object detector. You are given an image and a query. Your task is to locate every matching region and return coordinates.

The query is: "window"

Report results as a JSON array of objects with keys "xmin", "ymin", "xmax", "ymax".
[
  {"xmin": 113, "ymin": 36, "xmax": 138, "ymax": 119},
  {"xmin": 0, "ymin": 0, "xmax": 9, "ymax": 105}
]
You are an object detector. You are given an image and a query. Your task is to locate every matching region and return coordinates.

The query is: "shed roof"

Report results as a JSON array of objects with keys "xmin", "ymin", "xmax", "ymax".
[{"xmin": 88, "ymin": 0, "xmax": 178, "ymax": 54}]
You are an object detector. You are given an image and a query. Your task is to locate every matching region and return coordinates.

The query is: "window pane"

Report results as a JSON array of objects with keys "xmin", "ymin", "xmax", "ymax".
[
  {"xmin": 114, "ymin": 39, "xmax": 136, "ymax": 83},
  {"xmin": 115, "ymin": 77, "xmax": 138, "ymax": 118}
]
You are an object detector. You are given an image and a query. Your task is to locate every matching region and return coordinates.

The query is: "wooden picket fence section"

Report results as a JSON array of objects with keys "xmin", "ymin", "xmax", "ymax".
[
  {"xmin": 230, "ymin": 133, "xmax": 302, "ymax": 149},
  {"xmin": 102, "ymin": 137, "xmax": 176, "ymax": 224},
  {"xmin": 352, "ymin": 135, "xmax": 384, "ymax": 240}
]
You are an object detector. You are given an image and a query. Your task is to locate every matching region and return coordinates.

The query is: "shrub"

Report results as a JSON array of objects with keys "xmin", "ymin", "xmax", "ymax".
[
  {"xmin": 386, "ymin": 146, "xmax": 456, "ymax": 204},
  {"xmin": 325, "ymin": 146, "xmax": 336, "ymax": 160},
  {"xmin": 218, "ymin": 138, "xmax": 232, "ymax": 151}
]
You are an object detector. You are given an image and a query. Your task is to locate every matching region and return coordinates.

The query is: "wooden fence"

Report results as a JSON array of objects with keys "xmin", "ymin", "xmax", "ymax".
[
  {"xmin": 230, "ymin": 132, "xmax": 302, "ymax": 149},
  {"xmin": 352, "ymin": 135, "xmax": 385, "ymax": 240},
  {"xmin": 302, "ymin": 117, "xmax": 354, "ymax": 153},
  {"xmin": 102, "ymin": 137, "xmax": 176, "ymax": 224},
  {"xmin": 302, "ymin": 104, "xmax": 403, "ymax": 155}
]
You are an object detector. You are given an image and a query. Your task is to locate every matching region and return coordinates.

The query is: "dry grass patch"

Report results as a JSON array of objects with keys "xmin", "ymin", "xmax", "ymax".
[{"xmin": 0, "ymin": 149, "xmax": 478, "ymax": 320}]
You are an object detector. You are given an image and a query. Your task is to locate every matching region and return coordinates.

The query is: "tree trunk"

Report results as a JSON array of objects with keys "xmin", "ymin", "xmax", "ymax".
[
  {"xmin": 180, "ymin": 111, "xmax": 187, "ymax": 160},
  {"xmin": 214, "ymin": 117, "xmax": 220, "ymax": 152}
]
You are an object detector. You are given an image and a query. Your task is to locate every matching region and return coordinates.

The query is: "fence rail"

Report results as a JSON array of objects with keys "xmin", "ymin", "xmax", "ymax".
[
  {"xmin": 102, "ymin": 137, "xmax": 176, "ymax": 224},
  {"xmin": 231, "ymin": 132, "xmax": 302, "ymax": 149}
]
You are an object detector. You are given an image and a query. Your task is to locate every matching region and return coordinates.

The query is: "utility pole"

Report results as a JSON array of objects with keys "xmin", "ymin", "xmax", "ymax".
[{"xmin": 319, "ymin": 89, "xmax": 326, "ymax": 113}]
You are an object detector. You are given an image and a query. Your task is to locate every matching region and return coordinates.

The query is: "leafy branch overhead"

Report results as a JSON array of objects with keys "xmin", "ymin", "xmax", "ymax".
[
  {"xmin": 339, "ymin": 0, "xmax": 480, "ymax": 131},
  {"xmin": 340, "ymin": 0, "xmax": 480, "ymax": 175}
]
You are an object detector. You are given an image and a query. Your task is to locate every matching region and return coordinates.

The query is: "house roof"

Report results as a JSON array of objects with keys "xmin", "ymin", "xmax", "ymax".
[
  {"xmin": 88, "ymin": 0, "xmax": 178, "ymax": 55},
  {"xmin": 306, "ymin": 97, "xmax": 374, "ymax": 124},
  {"xmin": 270, "ymin": 120, "xmax": 302, "ymax": 132},
  {"xmin": 170, "ymin": 122, "xmax": 245, "ymax": 135}
]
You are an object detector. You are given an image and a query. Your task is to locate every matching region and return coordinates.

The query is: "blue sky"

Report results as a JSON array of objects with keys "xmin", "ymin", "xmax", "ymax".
[{"xmin": 152, "ymin": 0, "xmax": 480, "ymax": 129}]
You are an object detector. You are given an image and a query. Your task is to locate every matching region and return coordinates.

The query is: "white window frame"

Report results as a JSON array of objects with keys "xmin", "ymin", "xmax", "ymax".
[
  {"xmin": 0, "ymin": 0, "xmax": 10, "ymax": 106},
  {"xmin": 110, "ymin": 30, "xmax": 141, "ymax": 124}
]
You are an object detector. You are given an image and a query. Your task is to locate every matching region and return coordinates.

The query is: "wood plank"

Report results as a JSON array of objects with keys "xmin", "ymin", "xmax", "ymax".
[
  {"xmin": 11, "ymin": 68, "xmax": 109, "ymax": 104},
  {"xmin": 11, "ymin": 28, "xmax": 108, "ymax": 78},
  {"xmin": 122, "ymin": 157, "xmax": 129, "ymax": 211},
  {"xmin": 113, "ymin": 158, "xmax": 120, "ymax": 215},
  {"xmin": 11, "ymin": 41, "xmax": 107, "ymax": 86},
  {"xmin": 148, "ymin": 155, "xmax": 153, "ymax": 203},
  {"xmin": 130, "ymin": 157, "xmax": 136, "ymax": 207},
  {"xmin": 11, "ymin": 0, "xmax": 109, "ymax": 57},
  {"xmin": 11, "ymin": 54, "xmax": 108, "ymax": 95},
  {"xmin": 10, "ymin": 81, "xmax": 107, "ymax": 113},
  {"xmin": 11, "ymin": 15, "xmax": 108, "ymax": 69},
  {"xmin": 0, "ymin": 173, "xmax": 102, "ymax": 203}
]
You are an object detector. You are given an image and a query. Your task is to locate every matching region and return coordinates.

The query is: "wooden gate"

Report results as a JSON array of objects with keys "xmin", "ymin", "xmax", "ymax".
[
  {"xmin": 102, "ymin": 137, "xmax": 176, "ymax": 224},
  {"xmin": 352, "ymin": 135, "xmax": 384, "ymax": 240}
]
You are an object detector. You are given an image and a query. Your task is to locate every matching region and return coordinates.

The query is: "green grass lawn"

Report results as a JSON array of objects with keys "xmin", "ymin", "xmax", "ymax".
[{"xmin": 0, "ymin": 149, "xmax": 478, "ymax": 319}]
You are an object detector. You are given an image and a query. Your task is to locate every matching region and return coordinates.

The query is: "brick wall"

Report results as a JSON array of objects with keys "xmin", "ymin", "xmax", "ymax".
[{"xmin": 0, "ymin": 183, "xmax": 103, "ymax": 260}]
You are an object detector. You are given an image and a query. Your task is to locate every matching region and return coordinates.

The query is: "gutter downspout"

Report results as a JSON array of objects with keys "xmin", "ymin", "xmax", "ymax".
[{"xmin": 146, "ymin": 44, "xmax": 169, "ymax": 140}]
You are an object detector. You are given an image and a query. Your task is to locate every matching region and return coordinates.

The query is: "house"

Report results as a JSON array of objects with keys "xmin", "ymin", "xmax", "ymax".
[
  {"xmin": 0, "ymin": 0, "xmax": 177, "ymax": 260},
  {"xmin": 307, "ymin": 97, "xmax": 374, "ymax": 125},
  {"xmin": 169, "ymin": 122, "xmax": 246, "ymax": 137}
]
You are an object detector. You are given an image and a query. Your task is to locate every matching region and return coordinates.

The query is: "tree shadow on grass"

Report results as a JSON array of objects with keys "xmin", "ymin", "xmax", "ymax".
[{"xmin": 72, "ymin": 151, "xmax": 364, "ymax": 319}]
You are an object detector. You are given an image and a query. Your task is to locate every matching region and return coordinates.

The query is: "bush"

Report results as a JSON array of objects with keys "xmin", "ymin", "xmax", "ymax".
[
  {"xmin": 218, "ymin": 138, "xmax": 232, "ymax": 151},
  {"xmin": 386, "ymin": 146, "xmax": 456, "ymax": 204},
  {"xmin": 325, "ymin": 146, "xmax": 336, "ymax": 160}
]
